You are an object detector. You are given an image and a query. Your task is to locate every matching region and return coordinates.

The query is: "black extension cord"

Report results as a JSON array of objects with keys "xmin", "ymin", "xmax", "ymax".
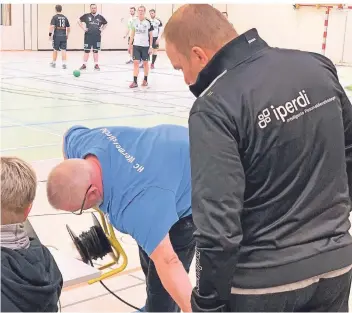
[{"xmin": 66, "ymin": 215, "xmax": 142, "ymax": 312}]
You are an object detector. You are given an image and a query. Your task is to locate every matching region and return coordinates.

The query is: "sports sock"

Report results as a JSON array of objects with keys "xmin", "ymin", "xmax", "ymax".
[
  {"xmin": 152, "ymin": 55, "xmax": 157, "ymax": 64},
  {"xmin": 133, "ymin": 76, "xmax": 137, "ymax": 83},
  {"xmin": 144, "ymin": 76, "xmax": 148, "ymax": 82}
]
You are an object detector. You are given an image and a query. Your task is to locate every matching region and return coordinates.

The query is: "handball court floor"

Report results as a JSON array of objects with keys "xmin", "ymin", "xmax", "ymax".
[{"xmin": 1, "ymin": 51, "xmax": 352, "ymax": 312}]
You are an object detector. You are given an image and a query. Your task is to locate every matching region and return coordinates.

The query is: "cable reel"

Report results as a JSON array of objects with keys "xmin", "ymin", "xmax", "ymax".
[{"xmin": 66, "ymin": 208, "xmax": 128, "ymax": 284}]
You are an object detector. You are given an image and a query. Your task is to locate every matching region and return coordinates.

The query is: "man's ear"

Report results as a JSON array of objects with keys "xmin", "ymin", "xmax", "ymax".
[
  {"xmin": 86, "ymin": 185, "xmax": 101, "ymax": 205},
  {"xmin": 24, "ymin": 203, "xmax": 33, "ymax": 219},
  {"xmin": 191, "ymin": 46, "xmax": 209, "ymax": 67}
]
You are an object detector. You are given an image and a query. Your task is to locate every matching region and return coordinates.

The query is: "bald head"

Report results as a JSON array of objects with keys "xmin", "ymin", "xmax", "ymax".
[
  {"xmin": 46, "ymin": 159, "xmax": 93, "ymax": 212},
  {"xmin": 163, "ymin": 4, "xmax": 237, "ymax": 56}
]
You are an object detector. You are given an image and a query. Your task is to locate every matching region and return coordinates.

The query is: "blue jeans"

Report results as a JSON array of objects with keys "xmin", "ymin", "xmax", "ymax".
[{"xmin": 138, "ymin": 215, "xmax": 196, "ymax": 312}]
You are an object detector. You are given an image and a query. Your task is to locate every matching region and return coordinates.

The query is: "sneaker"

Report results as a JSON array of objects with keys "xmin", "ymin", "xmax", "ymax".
[
  {"xmin": 50, "ymin": 62, "xmax": 56, "ymax": 68},
  {"xmin": 80, "ymin": 64, "xmax": 87, "ymax": 70},
  {"xmin": 129, "ymin": 82, "xmax": 138, "ymax": 88},
  {"xmin": 94, "ymin": 64, "xmax": 100, "ymax": 71},
  {"xmin": 151, "ymin": 63, "xmax": 155, "ymax": 69},
  {"xmin": 142, "ymin": 80, "xmax": 148, "ymax": 87},
  {"xmin": 62, "ymin": 64, "xmax": 67, "ymax": 69},
  {"xmin": 126, "ymin": 60, "xmax": 133, "ymax": 64}
]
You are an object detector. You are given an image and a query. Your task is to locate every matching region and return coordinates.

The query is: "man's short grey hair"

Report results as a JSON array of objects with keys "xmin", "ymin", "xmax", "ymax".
[{"xmin": 1, "ymin": 156, "xmax": 37, "ymax": 215}]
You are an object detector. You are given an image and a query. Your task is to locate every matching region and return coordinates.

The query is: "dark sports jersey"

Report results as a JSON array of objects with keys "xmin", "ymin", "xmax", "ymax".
[
  {"xmin": 150, "ymin": 18, "xmax": 163, "ymax": 38},
  {"xmin": 50, "ymin": 14, "xmax": 70, "ymax": 37},
  {"xmin": 79, "ymin": 13, "xmax": 107, "ymax": 37}
]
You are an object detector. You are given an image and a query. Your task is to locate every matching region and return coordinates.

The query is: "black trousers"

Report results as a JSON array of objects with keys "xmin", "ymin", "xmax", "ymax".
[
  {"xmin": 138, "ymin": 215, "xmax": 196, "ymax": 312},
  {"xmin": 230, "ymin": 269, "xmax": 352, "ymax": 312}
]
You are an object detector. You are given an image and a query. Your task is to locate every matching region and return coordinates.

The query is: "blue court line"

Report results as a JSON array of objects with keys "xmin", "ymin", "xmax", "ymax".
[{"xmin": 0, "ymin": 112, "xmax": 155, "ymax": 129}]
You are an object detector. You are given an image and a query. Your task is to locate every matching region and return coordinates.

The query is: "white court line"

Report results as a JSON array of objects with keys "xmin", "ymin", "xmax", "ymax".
[
  {"xmin": 1, "ymin": 143, "xmax": 59, "ymax": 152},
  {"xmin": 1, "ymin": 115, "xmax": 61, "ymax": 137},
  {"xmin": 32, "ymin": 157, "xmax": 62, "ymax": 162}
]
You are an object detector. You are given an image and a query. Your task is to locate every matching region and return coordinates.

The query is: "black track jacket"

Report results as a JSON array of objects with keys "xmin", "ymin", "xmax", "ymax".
[{"xmin": 189, "ymin": 28, "xmax": 352, "ymax": 311}]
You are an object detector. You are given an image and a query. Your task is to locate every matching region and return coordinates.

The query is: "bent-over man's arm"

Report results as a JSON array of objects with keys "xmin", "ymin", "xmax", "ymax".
[
  {"xmin": 121, "ymin": 186, "xmax": 192, "ymax": 312},
  {"xmin": 150, "ymin": 234, "xmax": 192, "ymax": 312}
]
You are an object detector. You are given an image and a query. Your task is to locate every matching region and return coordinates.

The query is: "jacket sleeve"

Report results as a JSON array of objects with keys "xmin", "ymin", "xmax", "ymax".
[
  {"xmin": 309, "ymin": 52, "xmax": 352, "ymax": 202},
  {"xmin": 341, "ymin": 88, "xmax": 352, "ymax": 202},
  {"xmin": 188, "ymin": 107, "xmax": 245, "ymax": 311}
]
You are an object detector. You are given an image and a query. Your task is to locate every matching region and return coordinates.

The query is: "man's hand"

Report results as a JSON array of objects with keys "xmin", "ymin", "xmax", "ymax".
[
  {"xmin": 128, "ymin": 45, "xmax": 132, "ymax": 54},
  {"xmin": 150, "ymin": 234, "xmax": 192, "ymax": 312},
  {"xmin": 148, "ymin": 47, "xmax": 153, "ymax": 55}
]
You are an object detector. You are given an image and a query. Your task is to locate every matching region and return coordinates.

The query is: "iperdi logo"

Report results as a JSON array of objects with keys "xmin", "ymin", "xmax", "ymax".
[{"xmin": 258, "ymin": 90, "xmax": 311, "ymax": 129}]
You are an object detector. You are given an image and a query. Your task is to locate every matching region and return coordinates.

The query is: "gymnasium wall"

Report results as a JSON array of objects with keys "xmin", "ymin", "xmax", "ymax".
[
  {"xmin": 1, "ymin": 3, "xmax": 351, "ymax": 64},
  {"xmin": 227, "ymin": 4, "xmax": 352, "ymax": 64}
]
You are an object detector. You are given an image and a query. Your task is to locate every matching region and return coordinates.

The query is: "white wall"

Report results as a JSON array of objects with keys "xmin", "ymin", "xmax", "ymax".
[
  {"xmin": 37, "ymin": 4, "xmax": 86, "ymax": 50},
  {"xmin": 1, "ymin": 3, "xmax": 351, "ymax": 64},
  {"xmin": 227, "ymin": 4, "xmax": 352, "ymax": 63},
  {"xmin": 0, "ymin": 4, "xmax": 24, "ymax": 50}
]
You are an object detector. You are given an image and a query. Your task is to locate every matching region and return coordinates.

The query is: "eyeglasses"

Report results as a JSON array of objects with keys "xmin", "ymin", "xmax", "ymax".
[{"xmin": 72, "ymin": 184, "xmax": 92, "ymax": 215}]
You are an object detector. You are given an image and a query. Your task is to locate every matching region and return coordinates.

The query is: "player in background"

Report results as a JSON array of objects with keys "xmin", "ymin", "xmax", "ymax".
[
  {"xmin": 128, "ymin": 6, "xmax": 153, "ymax": 88},
  {"xmin": 149, "ymin": 9, "xmax": 163, "ymax": 69},
  {"xmin": 78, "ymin": 4, "xmax": 107, "ymax": 71},
  {"xmin": 124, "ymin": 7, "xmax": 137, "ymax": 64},
  {"xmin": 49, "ymin": 5, "xmax": 70, "ymax": 69}
]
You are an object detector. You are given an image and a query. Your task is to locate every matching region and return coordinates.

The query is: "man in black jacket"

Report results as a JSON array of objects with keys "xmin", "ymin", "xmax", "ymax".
[
  {"xmin": 1, "ymin": 156, "xmax": 63, "ymax": 312},
  {"xmin": 164, "ymin": 4, "xmax": 352, "ymax": 312}
]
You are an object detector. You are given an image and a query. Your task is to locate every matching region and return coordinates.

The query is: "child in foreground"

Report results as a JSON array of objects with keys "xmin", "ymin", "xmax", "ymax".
[{"xmin": 1, "ymin": 156, "xmax": 63, "ymax": 312}]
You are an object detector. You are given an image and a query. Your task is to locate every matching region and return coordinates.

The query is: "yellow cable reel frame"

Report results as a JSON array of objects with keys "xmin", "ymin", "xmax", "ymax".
[{"xmin": 88, "ymin": 208, "xmax": 128, "ymax": 284}]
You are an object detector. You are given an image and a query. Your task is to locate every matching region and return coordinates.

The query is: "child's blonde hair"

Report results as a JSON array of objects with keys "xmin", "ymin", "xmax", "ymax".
[{"xmin": 1, "ymin": 156, "xmax": 37, "ymax": 224}]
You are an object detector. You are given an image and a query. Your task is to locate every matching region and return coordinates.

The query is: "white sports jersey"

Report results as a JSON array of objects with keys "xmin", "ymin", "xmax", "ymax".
[
  {"xmin": 150, "ymin": 18, "xmax": 163, "ymax": 38},
  {"xmin": 127, "ymin": 15, "xmax": 137, "ymax": 37},
  {"xmin": 132, "ymin": 18, "xmax": 153, "ymax": 47}
]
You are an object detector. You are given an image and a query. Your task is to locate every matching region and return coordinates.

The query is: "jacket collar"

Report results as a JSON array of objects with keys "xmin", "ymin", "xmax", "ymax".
[{"xmin": 189, "ymin": 28, "xmax": 269, "ymax": 98}]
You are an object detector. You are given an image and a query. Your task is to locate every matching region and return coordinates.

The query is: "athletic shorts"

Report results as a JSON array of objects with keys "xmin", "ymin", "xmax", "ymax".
[
  {"xmin": 52, "ymin": 37, "xmax": 67, "ymax": 51},
  {"xmin": 152, "ymin": 37, "xmax": 159, "ymax": 49},
  {"xmin": 84, "ymin": 34, "xmax": 101, "ymax": 51},
  {"xmin": 133, "ymin": 45, "xmax": 150, "ymax": 62}
]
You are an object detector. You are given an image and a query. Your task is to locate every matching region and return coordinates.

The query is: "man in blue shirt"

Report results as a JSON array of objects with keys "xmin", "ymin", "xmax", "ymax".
[{"xmin": 46, "ymin": 124, "xmax": 195, "ymax": 312}]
